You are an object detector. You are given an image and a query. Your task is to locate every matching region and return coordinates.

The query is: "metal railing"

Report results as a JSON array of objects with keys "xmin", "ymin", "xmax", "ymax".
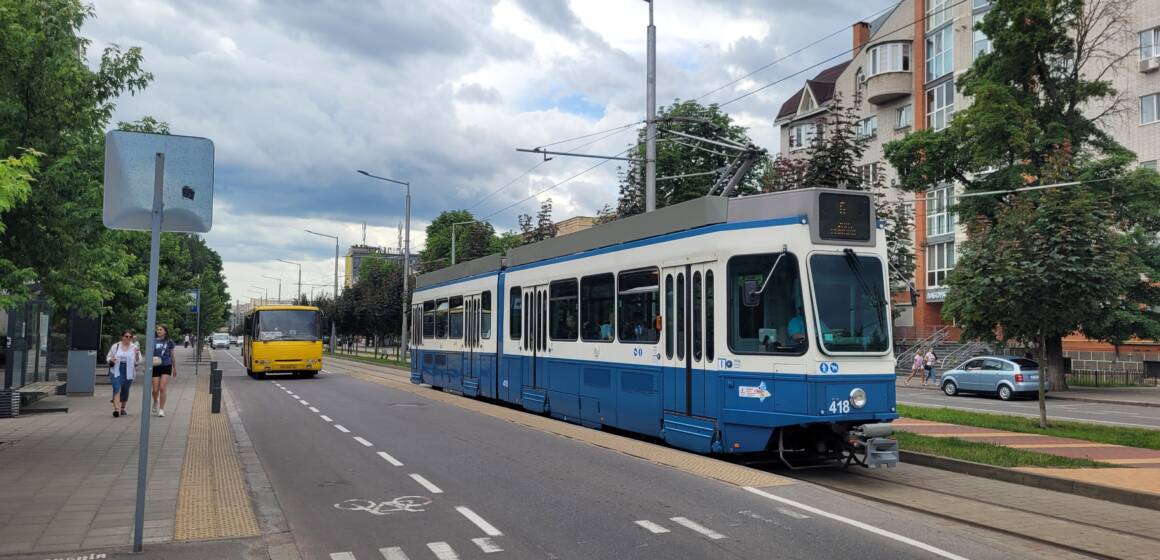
[
  {"xmin": 894, "ymin": 325, "xmax": 951, "ymax": 369},
  {"xmin": 1066, "ymin": 370, "xmax": 1158, "ymax": 387}
]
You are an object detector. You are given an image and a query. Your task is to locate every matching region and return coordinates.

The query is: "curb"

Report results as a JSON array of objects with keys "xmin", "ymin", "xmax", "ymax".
[
  {"xmin": 900, "ymin": 450, "xmax": 1160, "ymax": 512},
  {"xmin": 896, "ymin": 378, "xmax": 1160, "ymax": 408}
]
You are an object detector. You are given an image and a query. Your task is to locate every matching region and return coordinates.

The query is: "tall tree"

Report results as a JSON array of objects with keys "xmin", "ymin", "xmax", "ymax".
[
  {"xmin": 884, "ymin": 0, "xmax": 1160, "ymax": 425},
  {"xmin": 0, "ymin": 150, "xmax": 38, "ymax": 308},
  {"xmin": 519, "ymin": 198, "xmax": 557, "ymax": 243},
  {"xmin": 419, "ymin": 210, "xmax": 497, "ymax": 271}
]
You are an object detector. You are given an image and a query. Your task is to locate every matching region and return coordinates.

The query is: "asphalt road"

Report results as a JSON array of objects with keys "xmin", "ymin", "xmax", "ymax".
[
  {"xmin": 220, "ymin": 348, "xmax": 1067, "ymax": 560},
  {"xmin": 897, "ymin": 386, "xmax": 1160, "ymax": 429}
]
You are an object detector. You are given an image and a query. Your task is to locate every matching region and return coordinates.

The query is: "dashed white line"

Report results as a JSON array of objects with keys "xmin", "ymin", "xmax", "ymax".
[
  {"xmin": 426, "ymin": 542, "xmax": 459, "ymax": 560},
  {"xmin": 455, "ymin": 506, "xmax": 502, "ymax": 536},
  {"xmin": 299, "ymin": 399, "xmax": 309, "ymax": 405},
  {"xmin": 329, "ymin": 553, "xmax": 355, "ymax": 560},
  {"xmin": 335, "ymin": 424, "xmax": 351, "ymax": 433},
  {"xmin": 472, "ymin": 537, "xmax": 503, "ymax": 554},
  {"xmin": 353, "ymin": 436, "xmax": 374, "ymax": 447},
  {"xmin": 743, "ymin": 486, "xmax": 969, "ymax": 560},
  {"xmin": 778, "ymin": 507, "xmax": 810, "ymax": 519},
  {"xmin": 634, "ymin": 520, "xmax": 670, "ymax": 534},
  {"xmin": 320, "ymin": 415, "xmax": 333, "ymax": 422},
  {"xmin": 379, "ymin": 547, "xmax": 410, "ymax": 560},
  {"xmin": 409, "ymin": 473, "xmax": 443, "ymax": 494},
  {"xmin": 289, "ymin": 394, "xmax": 299, "ymax": 399},
  {"xmin": 670, "ymin": 516, "xmax": 726, "ymax": 540},
  {"xmin": 377, "ymin": 451, "xmax": 404, "ymax": 466},
  {"xmin": 309, "ymin": 406, "xmax": 320, "ymax": 413}
]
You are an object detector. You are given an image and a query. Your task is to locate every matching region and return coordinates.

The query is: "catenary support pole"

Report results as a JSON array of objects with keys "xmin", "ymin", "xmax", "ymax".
[
  {"xmin": 401, "ymin": 186, "xmax": 411, "ymax": 360},
  {"xmin": 332, "ymin": 239, "xmax": 338, "ymax": 352},
  {"xmin": 133, "ymin": 153, "xmax": 164, "ymax": 553},
  {"xmin": 645, "ymin": 0, "xmax": 657, "ymax": 213}
]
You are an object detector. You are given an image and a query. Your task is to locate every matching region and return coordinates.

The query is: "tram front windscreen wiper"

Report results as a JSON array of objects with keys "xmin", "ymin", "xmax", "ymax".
[{"xmin": 843, "ymin": 248, "xmax": 887, "ymax": 334}]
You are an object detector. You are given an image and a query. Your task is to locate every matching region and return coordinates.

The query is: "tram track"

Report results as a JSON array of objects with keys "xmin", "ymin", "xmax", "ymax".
[{"xmin": 318, "ymin": 356, "xmax": 1155, "ymax": 560}]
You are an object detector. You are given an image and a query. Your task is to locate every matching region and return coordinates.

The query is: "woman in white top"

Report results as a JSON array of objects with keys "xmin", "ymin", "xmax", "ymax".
[{"xmin": 107, "ymin": 329, "xmax": 142, "ymax": 418}]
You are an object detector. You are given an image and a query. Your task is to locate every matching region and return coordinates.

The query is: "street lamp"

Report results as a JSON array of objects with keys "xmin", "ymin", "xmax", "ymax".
[
  {"xmin": 451, "ymin": 219, "xmax": 488, "ymax": 266},
  {"xmin": 262, "ymin": 275, "xmax": 282, "ymax": 303},
  {"xmin": 276, "ymin": 259, "xmax": 302, "ymax": 303},
  {"xmin": 357, "ymin": 169, "xmax": 412, "ymax": 360},
  {"xmin": 249, "ymin": 286, "xmax": 267, "ymax": 306},
  {"xmin": 305, "ymin": 229, "xmax": 340, "ymax": 352}
]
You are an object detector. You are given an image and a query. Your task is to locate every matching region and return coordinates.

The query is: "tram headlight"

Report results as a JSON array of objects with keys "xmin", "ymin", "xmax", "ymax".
[{"xmin": 849, "ymin": 388, "xmax": 867, "ymax": 409}]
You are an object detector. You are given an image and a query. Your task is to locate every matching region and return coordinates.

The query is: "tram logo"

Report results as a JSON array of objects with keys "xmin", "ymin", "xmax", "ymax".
[{"xmin": 738, "ymin": 382, "xmax": 771, "ymax": 402}]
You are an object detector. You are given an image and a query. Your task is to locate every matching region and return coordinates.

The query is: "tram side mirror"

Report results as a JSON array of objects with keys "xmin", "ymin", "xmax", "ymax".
[{"xmin": 742, "ymin": 280, "xmax": 761, "ymax": 308}]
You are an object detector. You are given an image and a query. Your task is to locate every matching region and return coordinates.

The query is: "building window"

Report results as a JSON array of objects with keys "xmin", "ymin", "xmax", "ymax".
[
  {"xmin": 868, "ymin": 43, "xmax": 911, "ymax": 77},
  {"xmin": 926, "ymin": 81, "xmax": 955, "ymax": 131},
  {"xmin": 926, "ymin": 184, "xmax": 955, "ymax": 236},
  {"xmin": 1141, "ymin": 28, "xmax": 1159, "ymax": 61},
  {"xmin": 897, "ymin": 104, "xmax": 913, "ymax": 128},
  {"xmin": 926, "ymin": 241, "xmax": 955, "ymax": 288},
  {"xmin": 618, "ymin": 268, "xmax": 660, "ymax": 343},
  {"xmin": 1142, "ymin": 160, "xmax": 1157, "ymax": 171},
  {"xmin": 580, "ymin": 273, "xmax": 615, "ymax": 342},
  {"xmin": 927, "ymin": 0, "xmax": 952, "ymax": 30},
  {"xmin": 856, "ymin": 116, "xmax": 878, "ymax": 139},
  {"xmin": 800, "ymin": 92, "xmax": 815, "ymax": 112},
  {"xmin": 788, "ymin": 123, "xmax": 817, "ymax": 151},
  {"xmin": 973, "ymin": 14, "xmax": 992, "ymax": 59},
  {"xmin": 926, "ymin": 26, "xmax": 954, "ymax": 80},
  {"xmin": 860, "ymin": 163, "xmax": 879, "ymax": 188},
  {"xmin": 549, "ymin": 279, "xmax": 579, "ymax": 341},
  {"xmin": 973, "ymin": 0, "xmax": 990, "ymax": 7},
  {"xmin": 1143, "ymin": 93, "xmax": 1159, "ymax": 125}
]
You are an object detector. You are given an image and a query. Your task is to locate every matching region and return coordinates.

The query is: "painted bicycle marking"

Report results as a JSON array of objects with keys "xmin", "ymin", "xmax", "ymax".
[{"xmin": 334, "ymin": 495, "xmax": 433, "ymax": 516}]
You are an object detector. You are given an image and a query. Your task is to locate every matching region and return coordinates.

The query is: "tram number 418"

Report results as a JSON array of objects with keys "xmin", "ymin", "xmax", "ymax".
[{"xmin": 827, "ymin": 399, "xmax": 851, "ymax": 415}]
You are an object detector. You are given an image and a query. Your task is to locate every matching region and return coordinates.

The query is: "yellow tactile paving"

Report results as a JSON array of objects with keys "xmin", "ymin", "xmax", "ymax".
[
  {"xmin": 174, "ymin": 373, "xmax": 260, "ymax": 541},
  {"xmin": 332, "ymin": 361, "xmax": 794, "ymax": 489},
  {"xmin": 1017, "ymin": 467, "xmax": 1160, "ymax": 496}
]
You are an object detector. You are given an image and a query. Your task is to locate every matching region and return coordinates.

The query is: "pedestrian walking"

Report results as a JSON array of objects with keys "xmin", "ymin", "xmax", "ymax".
[
  {"xmin": 905, "ymin": 348, "xmax": 925, "ymax": 385},
  {"xmin": 107, "ymin": 329, "xmax": 142, "ymax": 417},
  {"xmin": 151, "ymin": 324, "xmax": 177, "ymax": 418},
  {"xmin": 924, "ymin": 348, "xmax": 938, "ymax": 386}
]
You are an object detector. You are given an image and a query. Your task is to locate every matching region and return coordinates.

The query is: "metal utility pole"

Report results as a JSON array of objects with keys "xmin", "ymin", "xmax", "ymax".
[
  {"xmin": 306, "ymin": 230, "xmax": 340, "ymax": 352},
  {"xmin": 450, "ymin": 219, "xmax": 488, "ymax": 266},
  {"xmin": 263, "ymin": 275, "xmax": 282, "ymax": 303},
  {"xmin": 357, "ymin": 170, "xmax": 412, "ymax": 361},
  {"xmin": 277, "ymin": 259, "xmax": 302, "ymax": 303},
  {"xmin": 645, "ymin": 0, "xmax": 657, "ymax": 213}
]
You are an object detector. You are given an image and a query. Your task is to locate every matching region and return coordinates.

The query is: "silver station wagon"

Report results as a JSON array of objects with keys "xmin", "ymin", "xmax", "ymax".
[{"xmin": 940, "ymin": 356, "xmax": 1050, "ymax": 401}]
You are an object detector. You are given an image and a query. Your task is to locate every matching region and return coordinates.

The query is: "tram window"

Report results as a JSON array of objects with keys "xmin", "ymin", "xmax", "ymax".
[
  {"xmin": 449, "ymin": 296, "xmax": 464, "ymax": 340},
  {"xmin": 509, "ymin": 287, "xmax": 522, "ymax": 340},
  {"xmin": 664, "ymin": 274, "xmax": 674, "ymax": 359},
  {"xmin": 580, "ymin": 273, "xmax": 615, "ymax": 342},
  {"xmin": 423, "ymin": 301, "xmax": 435, "ymax": 338},
  {"xmin": 727, "ymin": 253, "xmax": 805, "ymax": 355},
  {"xmin": 619, "ymin": 268, "xmax": 660, "ymax": 343},
  {"xmin": 706, "ymin": 271, "xmax": 715, "ymax": 361},
  {"xmin": 435, "ymin": 298, "xmax": 449, "ymax": 338},
  {"xmin": 676, "ymin": 273, "xmax": 686, "ymax": 360},
  {"xmin": 481, "ymin": 291, "xmax": 492, "ymax": 339},
  {"xmin": 693, "ymin": 271, "xmax": 703, "ymax": 362},
  {"xmin": 549, "ymin": 279, "xmax": 579, "ymax": 341}
]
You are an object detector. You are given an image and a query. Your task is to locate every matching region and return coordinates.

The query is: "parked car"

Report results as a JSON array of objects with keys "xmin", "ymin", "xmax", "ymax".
[
  {"xmin": 210, "ymin": 333, "xmax": 230, "ymax": 349},
  {"xmin": 230, "ymin": 335, "xmax": 239, "ymax": 346},
  {"xmin": 940, "ymin": 356, "xmax": 1050, "ymax": 401}
]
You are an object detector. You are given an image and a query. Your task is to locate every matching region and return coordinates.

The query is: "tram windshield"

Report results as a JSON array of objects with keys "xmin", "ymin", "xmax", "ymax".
[
  {"xmin": 257, "ymin": 310, "xmax": 320, "ymax": 342},
  {"xmin": 809, "ymin": 253, "xmax": 889, "ymax": 353}
]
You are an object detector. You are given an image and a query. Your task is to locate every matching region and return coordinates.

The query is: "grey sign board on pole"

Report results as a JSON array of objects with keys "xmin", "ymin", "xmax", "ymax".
[
  {"xmin": 102, "ymin": 129, "xmax": 214, "ymax": 552},
  {"xmin": 103, "ymin": 130, "xmax": 215, "ymax": 233}
]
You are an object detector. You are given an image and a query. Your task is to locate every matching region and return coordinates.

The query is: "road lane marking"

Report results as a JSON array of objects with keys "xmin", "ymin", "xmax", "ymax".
[
  {"xmin": 634, "ymin": 520, "xmax": 670, "ymax": 534},
  {"xmin": 354, "ymin": 436, "xmax": 374, "ymax": 447},
  {"xmin": 778, "ymin": 507, "xmax": 810, "ymax": 519},
  {"xmin": 330, "ymin": 554, "xmax": 355, "ymax": 560},
  {"xmin": 377, "ymin": 451, "xmax": 404, "ymax": 466},
  {"xmin": 743, "ymin": 486, "xmax": 969, "ymax": 560},
  {"xmin": 455, "ymin": 506, "xmax": 502, "ymax": 536},
  {"xmin": 380, "ymin": 547, "xmax": 410, "ymax": 560},
  {"xmin": 321, "ymin": 369, "xmax": 333, "ymax": 374},
  {"xmin": 289, "ymin": 394, "xmax": 299, "ymax": 399},
  {"xmin": 472, "ymin": 537, "xmax": 503, "ymax": 553},
  {"xmin": 670, "ymin": 517, "xmax": 726, "ymax": 540},
  {"xmin": 335, "ymin": 424, "xmax": 351, "ymax": 433},
  {"xmin": 409, "ymin": 474, "xmax": 442, "ymax": 494},
  {"xmin": 427, "ymin": 542, "xmax": 459, "ymax": 560},
  {"xmin": 309, "ymin": 406, "xmax": 320, "ymax": 413},
  {"xmin": 299, "ymin": 399, "xmax": 310, "ymax": 405},
  {"xmin": 320, "ymin": 415, "xmax": 333, "ymax": 422}
]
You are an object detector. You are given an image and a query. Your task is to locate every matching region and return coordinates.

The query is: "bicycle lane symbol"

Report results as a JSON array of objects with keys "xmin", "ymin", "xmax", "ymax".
[{"xmin": 334, "ymin": 495, "xmax": 433, "ymax": 516}]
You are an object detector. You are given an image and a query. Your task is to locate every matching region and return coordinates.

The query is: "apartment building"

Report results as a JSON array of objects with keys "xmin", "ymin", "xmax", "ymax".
[{"xmin": 777, "ymin": 0, "xmax": 1160, "ymax": 372}]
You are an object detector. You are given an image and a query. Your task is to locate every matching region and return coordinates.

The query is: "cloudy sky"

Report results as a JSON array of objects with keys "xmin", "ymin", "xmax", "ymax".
[{"xmin": 84, "ymin": 0, "xmax": 896, "ymax": 303}]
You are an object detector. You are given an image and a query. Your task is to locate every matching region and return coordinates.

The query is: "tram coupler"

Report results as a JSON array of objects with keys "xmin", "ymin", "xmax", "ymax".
[{"xmin": 848, "ymin": 423, "xmax": 899, "ymax": 468}]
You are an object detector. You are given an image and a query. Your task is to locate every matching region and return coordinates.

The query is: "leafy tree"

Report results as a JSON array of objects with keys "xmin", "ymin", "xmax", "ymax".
[
  {"xmin": 489, "ymin": 230, "xmax": 523, "ymax": 254},
  {"xmin": 519, "ymin": 198, "xmax": 557, "ymax": 243},
  {"xmin": 419, "ymin": 210, "xmax": 497, "ymax": 271},
  {"xmin": 884, "ymin": 0, "xmax": 1160, "ymax": 425},
  {"xmin": 761, "ymin": 155, "xmax": 809, "ymax": 193},
  {"xmin": 0, "ymin": 150, "xmax": 39, "ymax": 308},
  {"xmin": 799, "ymin": 94, "xmax": 865, "ymax": 189},
  {"xmin": 609, "ymin": 99, "xmax": 766, "ymax": 219}
]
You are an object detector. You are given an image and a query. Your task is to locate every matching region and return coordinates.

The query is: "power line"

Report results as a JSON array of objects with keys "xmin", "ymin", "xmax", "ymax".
[{"xmin": 535, "ymin": 121, "xmax": 645, "ymax": 150}]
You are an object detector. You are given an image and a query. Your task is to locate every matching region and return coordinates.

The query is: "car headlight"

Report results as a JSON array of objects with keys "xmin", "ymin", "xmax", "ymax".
[{"xmin": 850, "ymin": 388, "xmax": 867, "ymax": 409}]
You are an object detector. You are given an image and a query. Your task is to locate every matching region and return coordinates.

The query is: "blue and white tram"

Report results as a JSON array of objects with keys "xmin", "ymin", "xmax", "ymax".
[{"xmin": 409, "ymin": 188, "xmax": 899, "ymax": 467}]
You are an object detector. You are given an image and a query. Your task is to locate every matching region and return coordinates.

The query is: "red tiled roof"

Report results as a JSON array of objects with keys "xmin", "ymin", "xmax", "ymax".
[{"xmin": 775, "ymin": 61, "xmax": 850, "ymax": 120}]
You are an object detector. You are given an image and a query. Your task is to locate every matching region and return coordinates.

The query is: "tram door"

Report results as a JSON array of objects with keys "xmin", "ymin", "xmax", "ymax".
[
  {"xmin": 464, "ymin": 293, "xmax": 481, "ymax": 389},
  {"xmin": 523, "ymin": 285, "xmax": 549, "ymax": 392},
  {"xmin": 662, "ymin": 263, "xmax": 714, "ymax": 417}
]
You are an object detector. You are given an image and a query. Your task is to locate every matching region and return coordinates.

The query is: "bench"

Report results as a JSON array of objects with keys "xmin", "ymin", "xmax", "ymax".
[{"xmin": 17, "ymin": 381, "xmax": 67, "ymax": 405}]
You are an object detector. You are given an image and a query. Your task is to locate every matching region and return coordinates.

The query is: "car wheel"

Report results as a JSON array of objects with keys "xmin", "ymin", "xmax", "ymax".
[
  {"xmin": 942, "ymin": 381, "xmax": 958, "ymax": 396},
  {"xmin": 998, "ymin": 385, "xmax": 1013, "ymax": 401}
]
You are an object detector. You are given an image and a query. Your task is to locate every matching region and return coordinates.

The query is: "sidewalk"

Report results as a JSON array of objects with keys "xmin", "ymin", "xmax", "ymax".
[{"xmin": 895, "ymin": 375, "xmax": 1160, "ymax": 407}]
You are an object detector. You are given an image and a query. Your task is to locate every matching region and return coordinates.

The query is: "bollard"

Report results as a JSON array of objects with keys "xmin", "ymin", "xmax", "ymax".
[
  {"xmin": 209, "ymin": 368, "xmax": 222, "ymax": 395},
  {"xmin": 210, "ymin": 384, "xmax": 221, "ymax": 414}
]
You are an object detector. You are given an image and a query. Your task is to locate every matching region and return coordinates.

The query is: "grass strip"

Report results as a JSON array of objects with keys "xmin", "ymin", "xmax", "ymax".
[
  {"xmin": 896, "ymin": 432, "xmax": 1115, "ymax": 469},
  {"xmin": 899, "ymin": 404, "xmax": 1160, "ymax": 450},
  {"xmin": 325, "ymin": 351, "xmax": 409, "ymax": 370}
]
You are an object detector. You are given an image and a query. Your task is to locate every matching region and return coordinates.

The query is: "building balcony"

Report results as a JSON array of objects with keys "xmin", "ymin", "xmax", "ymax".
[{"xmin": 865, "ymin": 71, "xmax": 912, "ymax": 105}]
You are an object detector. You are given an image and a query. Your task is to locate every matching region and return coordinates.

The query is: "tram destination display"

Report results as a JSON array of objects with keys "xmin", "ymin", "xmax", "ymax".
[{"xmin": 817, "ymin": 192, "xmax": 871, "ymax": 242}]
